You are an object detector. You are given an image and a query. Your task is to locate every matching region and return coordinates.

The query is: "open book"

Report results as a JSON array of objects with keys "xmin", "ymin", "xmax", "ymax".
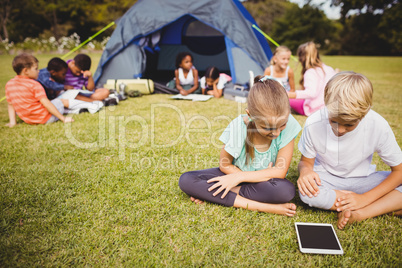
[{"xmin": 170, "ymin": 94, "xmax": 213, "ymax": 102}]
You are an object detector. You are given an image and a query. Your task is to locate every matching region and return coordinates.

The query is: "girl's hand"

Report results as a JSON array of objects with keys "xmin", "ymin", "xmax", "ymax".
[
  {"xmin": 335, "ymin": 191, "xmax": 368, "ymax": 212},
  {"xmin": 180, "ymin": 89, "xmax": 189, "ymax": 96},
  {"xmin": 297, "ymin": 170, "xmax": 321, "ymax": 198},
  {"xmin": 207, "ymin": 174, "xmax": 241, "ymax": 199}
]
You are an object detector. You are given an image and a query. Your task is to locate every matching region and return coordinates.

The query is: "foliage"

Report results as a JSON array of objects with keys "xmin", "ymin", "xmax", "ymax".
[
  {"xmin": 329, "ymin": 0, "xmax": 401, "ymax": 55},
  {"xmin": 0, "ymin": 0, "xmax": 135, "ymax": 43},
  {"xmin": 0, "ymin": 33, "xmax": 110, "ymax": 55},
  {"xmin": 242, "ymin": 0, "xmax": 290, "ymax": 34},
  {"xmin": 377, "ymin": 3, "xmax": 402, "ymax": 55},
  {"xmin": 330, "ymin": 0, "xmax": 398, "ymax": 21},
  {"xmin": 0, "ymin": 53, "xmax": 401, "ymax": 266},
  {"xmin": 270, "ymin": 3, "xmax": 339, "ymax": 54},
  {"xmin": 340, "ymin": 13, "xmax": 390, "ymax": 55},
  {"xmin": 1, "ymin": 0, "xmax": 401, "ymax": 55}
]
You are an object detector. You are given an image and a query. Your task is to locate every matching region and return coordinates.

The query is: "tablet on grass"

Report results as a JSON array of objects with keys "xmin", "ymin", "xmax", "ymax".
[{"xmin": 295, "ymin": 222, "xmax": 344, "ymax": 255}]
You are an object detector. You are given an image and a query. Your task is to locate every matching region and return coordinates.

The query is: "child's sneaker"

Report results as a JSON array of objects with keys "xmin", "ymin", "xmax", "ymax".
[
  {"xmin": 87, "ymin": 101, "xmax": 104, "ymax": 114},
  {"xmin": 103, "ymin": 94, "xmax": 119, "ymax": 106}
]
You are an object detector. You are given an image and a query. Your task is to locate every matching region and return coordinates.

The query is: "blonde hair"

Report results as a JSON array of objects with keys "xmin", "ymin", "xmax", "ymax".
[
  {"xmin": 297, "ymin": 41, "xmax": 323, "ymax": 87},
  {"xmin": 245, "ymin": 76, "xmax": 290, "ymax": 164},
  {"xmin": 270, "ymin": 46, "xmax": 291, "ymax": 66},
  {"xmin": 324, "ymin": 71, "xmax": 373, "ymax": 121}
]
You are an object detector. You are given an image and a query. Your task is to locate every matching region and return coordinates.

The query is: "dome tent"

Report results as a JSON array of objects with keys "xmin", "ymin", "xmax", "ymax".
[{"xmin": 94, "ymin": 0, "xmax": 273, "ymax": 88}]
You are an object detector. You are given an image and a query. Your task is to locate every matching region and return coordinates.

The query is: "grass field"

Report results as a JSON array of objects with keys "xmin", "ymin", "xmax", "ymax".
[{"xmin": 0, "ymin": 53, "xmax": 401, "ymax": 267}]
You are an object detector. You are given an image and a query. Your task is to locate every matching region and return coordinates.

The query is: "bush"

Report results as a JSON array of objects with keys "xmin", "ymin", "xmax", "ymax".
[{"xmin": 0, "ymin": 33, "xmax": 109, "ymax": 55}]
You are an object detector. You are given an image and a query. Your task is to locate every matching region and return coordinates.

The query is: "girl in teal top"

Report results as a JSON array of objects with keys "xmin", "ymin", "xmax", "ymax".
[{"xmin": 179, "ymin": 76, "xmax": 302, "ymax": 216}]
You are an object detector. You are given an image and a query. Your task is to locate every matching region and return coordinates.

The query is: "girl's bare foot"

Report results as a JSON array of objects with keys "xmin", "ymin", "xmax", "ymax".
[
  {"xmin": 259, "ymin": 203, "xmax": 297, "ymax": 217},
  {"xmin": 190, "ymin": 196, "xmax": 204, "ymax": 205},
  {"xmin": 337, "ymin": 209, "xmax": 352, "ymax": 229}
]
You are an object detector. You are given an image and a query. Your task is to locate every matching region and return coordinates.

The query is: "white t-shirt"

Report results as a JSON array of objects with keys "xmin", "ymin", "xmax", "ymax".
[
  {"xmin": 178, "ymin": 67, "xmax": 195, "ymax": 85},
  {"xmin": 298, "ymin": 108, "xmax": 402, "ymax": 177},
  {"xmin": 200, "ymin": 74, "xmax": 228, "ymax": 90}
]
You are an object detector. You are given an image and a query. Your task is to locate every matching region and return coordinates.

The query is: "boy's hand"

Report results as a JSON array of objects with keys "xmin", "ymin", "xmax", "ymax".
[
  {"xmin": 297, "ymin": 170, "xmax": 321, "ymax": 197},
  {"xmin": 6, "ymin": 122, "xmax": 16, "ymax": 128},
  {"xmin": 64, "ymin": 85, "xmax": 74, "ymax": 90},
  {"xmin": 82, "ymin": 70, "xmax": 92, "ymax": 78},
  {"xmin": 335, "ymin": 191, "xmax": 368, "ymax": 212},
  {"xmin": 63, "ymin": 117, "xmax": 74, "ymax": 123}
]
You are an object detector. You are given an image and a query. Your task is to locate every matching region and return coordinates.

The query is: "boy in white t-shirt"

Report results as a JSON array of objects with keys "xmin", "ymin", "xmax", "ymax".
[{"xmin": 297, "ymin": 71, "xmax": 402, "ymax": 229}]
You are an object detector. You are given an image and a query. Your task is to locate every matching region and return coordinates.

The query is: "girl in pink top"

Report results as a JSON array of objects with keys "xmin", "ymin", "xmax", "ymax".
[{"xmin": 287, "ymin": 42, "xmax": 336, "ymax": 116}]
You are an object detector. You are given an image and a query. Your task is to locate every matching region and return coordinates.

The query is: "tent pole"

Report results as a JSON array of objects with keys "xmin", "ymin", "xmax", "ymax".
[
  {"xmin": 252, "ymin": 24, "xmax": 297, "ymax": 62},
  {"xmin": 61, "ymin": 21, "xmax": 116, "ymax": 60}
]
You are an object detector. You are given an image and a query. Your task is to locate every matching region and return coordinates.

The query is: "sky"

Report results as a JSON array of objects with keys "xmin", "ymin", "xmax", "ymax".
[{"xmin": 288, "ymin": 0, "xmax": 341, "ymax": 19}]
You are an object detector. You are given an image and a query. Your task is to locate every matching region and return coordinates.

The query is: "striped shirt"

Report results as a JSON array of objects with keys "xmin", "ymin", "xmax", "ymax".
[
  {"xmin": 64, "ymin": 59, "xmax": 89, "ymax": 89},
  {"xmin": 5, "ymin": 75, "xmax": 51, "ymax": 124}
]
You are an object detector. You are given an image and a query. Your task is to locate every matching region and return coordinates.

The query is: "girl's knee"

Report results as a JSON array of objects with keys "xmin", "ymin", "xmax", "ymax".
[
  {"xmin": 270, "ymin": 178, "xmax": 296, "ymax": 202},
  {"xmin": 240, "ymin": 178, "xmax": 296, "ymax": 203},
  {"xmin": 178, "ymin": 172, "xmax": 193, "ymax": 192}
]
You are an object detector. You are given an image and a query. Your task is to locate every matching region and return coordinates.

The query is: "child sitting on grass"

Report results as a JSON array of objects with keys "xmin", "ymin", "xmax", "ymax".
[
  {"xmin": 297, "ymin": 71, "xmax": 402, "ymax": 229},
  {"xmin": 264, "ymin": 46, "xmax": 295, "ymax": 92},
  {"xmin": 37, "ymin": 57, "xmax": 74, "ymax": 100},
  {"xmin": 37, "ymin": 57, "xmax": 103, "ymax": 114},
  {"xmin": 64, "ymin": 54, "xmax": 117, "ymax": 105},
  {"xmin": 167, "ymin": 52, "xmax": 200, "ymax": 95},
  {"xmin": 5, "ymin": 53, "xmax": 74, "ymax": 126},
  {"xmin": 179, "ymin": 76, "xmax": 301, "ymax": 216}
]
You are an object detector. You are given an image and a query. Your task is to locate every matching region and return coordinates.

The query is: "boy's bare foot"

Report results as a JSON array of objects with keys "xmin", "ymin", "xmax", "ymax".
[
  {"xmin": 190, "ymin": 196, "xmax": 204, "ymax": 205},
  {"xmin": 337, "ymin": 209, "xmax": 352, "ymax": 229}
]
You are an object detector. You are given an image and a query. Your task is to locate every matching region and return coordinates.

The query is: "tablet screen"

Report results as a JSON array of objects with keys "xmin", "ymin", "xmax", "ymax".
[{"xmin": 295, "ymin": 223, "xmax": 343, "ymax": 254}]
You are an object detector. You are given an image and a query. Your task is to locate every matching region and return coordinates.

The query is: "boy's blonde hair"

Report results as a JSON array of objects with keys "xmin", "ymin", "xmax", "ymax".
[
  {"xmin": 270, "ymin": 46, "xmax": 291, "ymax": 66},
  {"xmin": 245, "ymin": 76, "xmax": 290, "ymax": 164},
  {"xmin": 324, "ymin": 71, "xmax": 373, "ymax": 121},
  {"xmin": 12, "ymin": 53, "xmax": 38, "ymax": 75},
  {"xmin": 297, "ymin": 41, "xmax": 323, "ymax": 87}
]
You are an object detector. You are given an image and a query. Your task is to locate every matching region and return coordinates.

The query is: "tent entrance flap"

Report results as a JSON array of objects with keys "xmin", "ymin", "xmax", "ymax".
[
  {"xmin": 182, "ymin": 19, "xmax": 226, "ymax": 55},
  {"xmin": 145, "ymin": 17, "xmax": 231, "ymax": 83}
]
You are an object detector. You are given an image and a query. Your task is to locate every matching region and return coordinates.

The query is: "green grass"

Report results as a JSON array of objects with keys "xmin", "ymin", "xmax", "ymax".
[{"xmin": 0, "ymin": 53, "xmax": 401, "ymax": 267}]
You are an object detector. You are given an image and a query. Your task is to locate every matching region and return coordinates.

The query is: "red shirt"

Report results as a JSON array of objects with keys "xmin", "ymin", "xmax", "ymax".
[{"xmin": 5, "ymin": 75, "xmax": 51, "ymax": 124}]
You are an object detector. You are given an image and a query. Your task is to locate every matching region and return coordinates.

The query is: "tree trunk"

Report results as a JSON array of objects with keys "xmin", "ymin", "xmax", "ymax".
[
  {"xmin": 52, "ymin": 7, "xmax": 59, "ymax": 41},
  {"xmin": 0, "ymin": 0, "xmax": 11, "ymax": 41}
]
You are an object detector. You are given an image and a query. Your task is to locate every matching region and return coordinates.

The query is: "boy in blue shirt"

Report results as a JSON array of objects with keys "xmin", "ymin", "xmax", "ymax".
[{"xmin": 37, "ymin": 57, "xmax": 103, "ymax": 113}]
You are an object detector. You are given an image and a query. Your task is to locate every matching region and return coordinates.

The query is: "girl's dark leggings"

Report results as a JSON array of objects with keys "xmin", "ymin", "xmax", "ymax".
[{"xmin": 179, "ymin": 168, "xmax": 295, "ymax": 207}]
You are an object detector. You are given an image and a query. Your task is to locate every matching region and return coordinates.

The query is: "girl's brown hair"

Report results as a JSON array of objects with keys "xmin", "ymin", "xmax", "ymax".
[
  {"xmin": 245, "ymin": 76, "xmax": 290, "ymax": 165},
  {"xmin": 297, "ymin": 41, "xmax": 323, "ymax": 87}
]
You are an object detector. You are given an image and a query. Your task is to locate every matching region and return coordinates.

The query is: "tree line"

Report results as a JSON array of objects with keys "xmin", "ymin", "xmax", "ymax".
[{"xmin": 0, "ymin": 0, "xmax": 400, "ymax": 55}]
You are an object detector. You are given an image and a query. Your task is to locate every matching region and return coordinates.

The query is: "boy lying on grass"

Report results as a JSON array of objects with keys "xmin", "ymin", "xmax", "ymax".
[{"xmin": 297, "ymin": 71, "xmax": 402, "ymax": 229}]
